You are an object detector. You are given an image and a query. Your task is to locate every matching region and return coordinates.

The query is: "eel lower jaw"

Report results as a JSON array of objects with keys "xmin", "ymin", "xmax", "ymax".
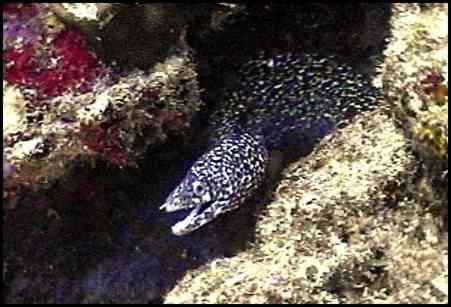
[
  {"xmin": 166, "ymin": 204, "xmax": 198, "ymax": 236},
  {"xmin": 165, "ymin": 201, "xmax": 214, "ymax": 236},
  {"xmin": 171, "ymin": 217, "xmax": 194, "ymax": 236}
]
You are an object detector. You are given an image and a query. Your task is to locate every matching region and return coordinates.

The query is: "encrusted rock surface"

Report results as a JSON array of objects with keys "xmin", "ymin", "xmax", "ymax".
[
  {"xmin": 164, "ymin": 4, "xmax": 448, "ymax": 304},
  {"xmin": 382, "ymin": 3, "xmax": 448, "ymax": 166},
  {"xmin": 3, "ymin": 3, "xmax": 201, "ymax": 201},
  {"xmin": 164, "ymin": 109, "xmax": 447, "ymax": 304}
]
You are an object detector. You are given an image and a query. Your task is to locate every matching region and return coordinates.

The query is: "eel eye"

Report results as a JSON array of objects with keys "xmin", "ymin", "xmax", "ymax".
[{"xmin": 192, "ymin": 181, "xmax": 206, "ymax": 196}]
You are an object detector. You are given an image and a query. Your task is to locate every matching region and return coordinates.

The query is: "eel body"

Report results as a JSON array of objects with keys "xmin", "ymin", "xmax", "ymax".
[{"xmin": 160, "ymin": 53, "xmax": 382, "ymax": 235}]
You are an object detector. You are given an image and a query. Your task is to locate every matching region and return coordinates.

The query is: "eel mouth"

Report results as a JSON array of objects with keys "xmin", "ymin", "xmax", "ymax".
[{"xmin": 161, "ymin": 200, "xmax": 213, "ymax": 236}]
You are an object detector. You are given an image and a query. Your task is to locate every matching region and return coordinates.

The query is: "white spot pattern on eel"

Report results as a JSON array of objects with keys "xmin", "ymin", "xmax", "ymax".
[{"xmin": 159, "ymin": 53, "xmax": 383, "ymax": 235}]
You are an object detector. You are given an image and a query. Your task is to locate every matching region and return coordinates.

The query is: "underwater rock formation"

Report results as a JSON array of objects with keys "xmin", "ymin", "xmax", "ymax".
[
  {"xmin": 164, "ymin": 4, "xmax": 448, "ymax": 304},
  {"xmin": 3, "ymin": 3, "xmax": 201, "ymax": 204},
  {"xmin": 49, "ymin": 3, "xmax": 217, "ymax": 69},
  {"xmin": 3, "ymin": 3, "xmax": 447, "ymax": 304},
  {"xmin": 165, "ymin": 109, "xmax": 447, "ymax": 304},
  {"xmin": 383, "ymin": 3, "xmax": 448, "ymax": 165}
]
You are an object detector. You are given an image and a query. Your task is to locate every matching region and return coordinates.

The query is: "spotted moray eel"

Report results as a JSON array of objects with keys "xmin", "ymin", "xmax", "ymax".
[{"xmin": 160, "ymin": 53, "xmax": 382, "ymax": 235}]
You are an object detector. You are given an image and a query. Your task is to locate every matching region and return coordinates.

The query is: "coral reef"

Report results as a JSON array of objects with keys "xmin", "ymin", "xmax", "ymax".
[
  {"xmin": 382, "ymin": 3, "xmax": 448, "ymax": 164},
  {"xmin": 3, "ymin": 3, "xmax": 201, "ymax": 202},
  {"xmin": 381, "ymin": 3, "xmax": 448, "ymax": 233},
  {"xmin": 3, "ymin": 3, "xmax": 447, "ymax": 304}
]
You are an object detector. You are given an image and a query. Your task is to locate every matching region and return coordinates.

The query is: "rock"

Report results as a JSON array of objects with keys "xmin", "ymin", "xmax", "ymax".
[
  {"xmin": 164, "ymin": 4, "xmax": 448, "ymax": 303},
  {"xmin": 50, "ymin": 3, "xmax": 216, "ymax": 68},
  {"xmin": 165, "ymin": 108, "xmax": 447, "ymax": 303},
  {"xmin": 382, "ymin": 3, "xmax": 448, "ymax": 165},
  {"xmin": 3, "ymin": 4, "xmax": 201, "ymax": 199}
]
